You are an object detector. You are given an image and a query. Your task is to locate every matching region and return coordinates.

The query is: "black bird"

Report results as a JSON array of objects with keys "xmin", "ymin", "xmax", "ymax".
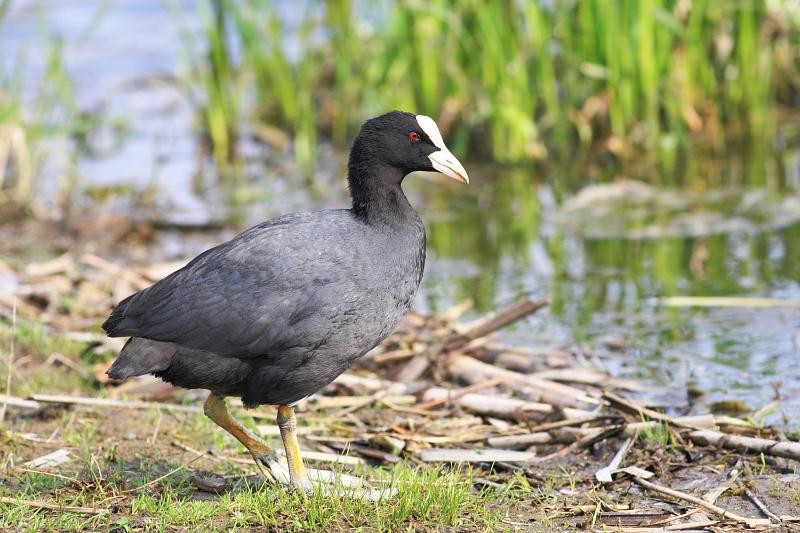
[{"xmin": 103, "ymin": 111, "xmax": 468, "ymax": 491}]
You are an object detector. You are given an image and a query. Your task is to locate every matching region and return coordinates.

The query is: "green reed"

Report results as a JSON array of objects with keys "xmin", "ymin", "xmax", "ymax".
[
  {"xmin": 0, "ymin": 4, "xmax": 94, "ymax": 207},
  {"xmin": 183, "ymin": 0, "xmax": 798, "ymax": 184},
  {"xmin": 168, "ymin": 0, "xmax": 241, "ymax": 174},
  {"xmin": 229, "ymin": 0, "xmax": 322, "ymax": 173},
  {"xmin": 0, "ymin": 0, "xmax": 32, "ymax": 202}
]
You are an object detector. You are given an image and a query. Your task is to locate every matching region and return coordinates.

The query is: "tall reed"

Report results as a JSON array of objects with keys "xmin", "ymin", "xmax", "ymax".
[
  {"xmin": 188, "ymin": 0, "xmax": 799, "ymax": 183},
  {"xmin": 0, "ymin": 12, "xmax": 92, "ymax": 207}
]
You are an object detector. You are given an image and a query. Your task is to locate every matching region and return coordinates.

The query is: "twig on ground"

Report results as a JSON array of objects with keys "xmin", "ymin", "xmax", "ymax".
[
  {"xmin": 150, "ymin": 405, "xmax": 163, "ymax": 444},
  {"xmin": 418, "ymin": 448, "xmax": 538, "ymax": 463},
  {"xmin": 313, "ymin": 394, "xmax": 407, "ymax": 409},
  {"xmin": 596, "ymin": 510, "xmax": 671, "ymax": 527},
  {"xmin": 5, "ymin": 430, "xmax": 63, "ymax": 445},
  {"xmin": 43, "ymin": 352, "xmax": 92, "ymax": 380},
  {"xmin": 622, "ymin": 416, "xmax": 717, "ymax": 436},
  {"xmin": 14, "ymin": 467, "xmax": 82, "ymax": 485},
  {"xmin": 1, "ymin": 299, "xmax": 16, "ymax": 424},
  {"xmin": 596, "ymin": 437, "xmax": 633, "ymax": 482},
  {"xmin": 533, "ymin": 426, "xmax": 623, "ymax": 463},
  {"xmin": 394, "ymin": 353, "xmax": 432, "ymax": 383},
  {"xmin": 688, "ymin": 430, "xmax": 800, "ymax": 461},
  {"xmin": 447, "ymin": 353, "xmax": 597, "ymax": 407},
  {"xmin": 487, "ymin": 432, "xmax": 561, "ymax": 449},
  {"xmin": 173, "ymin": 441, "xmax": 240, "ymax": 464},
  {"xmin": 603, "ymin": 392, "xmax": 712, "ymax": 431},
  {"xmin": 336, "ymin": 391, "xmax": 389, "ymax": 416},
  {"xmin": 417, "ymin": 378, "xmax": 503, "ymax": 410},
  {"xmin": 30, "ymin": 394, "xmax": 203, "ymax": 413},
  {"xmin": 446, "ymin": 299, "xmax": 548, "ymax": 351},
  {"xmin": 329, "ymin": 442, "xmax": 401, "ymax": 463},
  {"xmin": 377, "ymin": 398, "xmax": 447, "ymax": 416},
  {"xmin": 0, "ymin": 394, "xmax": 40, "ymax": 410},
  {"xmin": 395, "ymin": 298, "xmax": 547, "ymax": 383},
  {"xmin": 22, "ymin": 448, "xmax": 71, "ymax": 469},
  {"xmin": 530, "ymin": 367, "xmax": 607, "ymax": 386},
  {"xmin": 333, "ymin": 373, "xmax": 410, "ymax": 394},
  {"xmin": 80, "ymin": 254, "xmax": 152, "ymax": 289},
  {"xmin": 631, "ymin": 476, "xmax": 770, "ymax": 527},
  {"xmin": 421, "ymin": 387, "xmax": 552, "ymax": 420},
  {"xmin": 0, "ymin": 495, "xmax": 108, "ymax": 515},
  {"xmin": 524, "ymin": 416, "xmax": 608, "ymax": 433},
  {"xmin": 744, "ymin": 488, "xmax": 781, "ymax": 523},
  {"xmin": 372, "ymin": 349, "xmax": 416, "ymax": 365}
]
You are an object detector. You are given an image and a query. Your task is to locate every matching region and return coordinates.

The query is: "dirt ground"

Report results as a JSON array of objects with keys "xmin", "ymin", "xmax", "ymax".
[
  {"xmin": 2, "ymin": 389, "xmax": 799, "ymax": 532},
  {"xmin": 1, "ymin": 218, "xmax": 799, "ymax": 531}
]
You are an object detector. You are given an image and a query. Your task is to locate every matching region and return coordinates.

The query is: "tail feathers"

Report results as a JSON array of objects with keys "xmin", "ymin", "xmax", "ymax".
[
  {"xmin": 102, "ymin": 292, "xmax": 137, "ymax": 336},
  {"xmin": 107, "ymin": 337, "xmax": 176, "ymax": 380}
]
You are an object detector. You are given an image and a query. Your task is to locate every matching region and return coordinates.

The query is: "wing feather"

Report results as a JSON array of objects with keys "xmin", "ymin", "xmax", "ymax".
[{"xmin": 102, "ymin": 212, "xmax": 348, "ymax": 358}]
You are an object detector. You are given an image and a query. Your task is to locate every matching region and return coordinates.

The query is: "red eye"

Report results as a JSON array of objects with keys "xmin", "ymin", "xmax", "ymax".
[{"xmin": 409, "ymin": 132, "xmax": 420, "ymax": 142}]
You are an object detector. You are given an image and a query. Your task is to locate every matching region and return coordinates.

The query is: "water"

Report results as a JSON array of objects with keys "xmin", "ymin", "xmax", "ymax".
[
  {"xmin": 3, "ymin": 1, "xmax": 800, "ymax": 426},
  {"xmin": 417, "ymin": 170, "xmax": 800, "ymax": 422}
]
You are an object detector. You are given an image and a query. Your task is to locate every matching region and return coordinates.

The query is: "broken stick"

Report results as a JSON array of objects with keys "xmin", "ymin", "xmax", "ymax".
[
  {"xmin": 421, "ymin": 387, "xmax": 552, "ymax": 420},
  {"xmin": 603, "ymin": 392, "xmax": 711, "ymax": 431},
  {"xmin": 632, "ymin": 476, "xmax": 770, "ymax": 528},
  {"xmin": 447, "ymin": 353, "xmax": 597, "ymax": 408},
  {"xmin": 30, "ymin": 394, "xmax": 203, "ymax": 413},
  {"xmin": 446, "ymin": 298, "xmax": 548, "ymax": 351},
  {"xmin": 0, "ymin": 496, "xmax": 108, "ymax": 515},
  {"xmin": 688, "ymin": 430, "xmax": 800, "ymax": 461}
]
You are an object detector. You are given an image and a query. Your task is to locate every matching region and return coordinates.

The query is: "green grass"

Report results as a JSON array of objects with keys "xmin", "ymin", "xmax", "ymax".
[
  {"xmin": 0, "ymin": 463, "xmax": 510, "ymax": 532},
  {"xmin": 129, "ymin": 464, "xmax": 500, "ymax": 531},
  {"xmin": 0, "ymin": 318, "xmax": 97, "ymax": 397},
  {"xmin": 0, "ymin": 319, "xmax": 85, "ymax": 361},
  {"xmin": 637, "ymin": 421, "xmax": 676, "ymax": 447},
  {"xmin": 0, "ymin": 320, "xmax": 517, "ymax": 531}
]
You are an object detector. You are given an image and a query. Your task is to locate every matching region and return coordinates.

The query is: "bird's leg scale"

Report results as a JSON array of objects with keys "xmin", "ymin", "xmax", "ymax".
[
  {"xmin": 277, "ymin": 405, "xmax": 312, "ymax": 493},
  {"xmin": 203, "ymin": 393, "xmax": 290, "ymax": 485}
]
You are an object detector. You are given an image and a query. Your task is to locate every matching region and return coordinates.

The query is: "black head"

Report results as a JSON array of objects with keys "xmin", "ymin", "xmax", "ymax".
[
  {"xmin": 349, "ymin": 111, "xmax": 469, "ymax": 186},
  {"xmin": 347, "ymin": 111, "xmax": 469, "ymax": 220}
]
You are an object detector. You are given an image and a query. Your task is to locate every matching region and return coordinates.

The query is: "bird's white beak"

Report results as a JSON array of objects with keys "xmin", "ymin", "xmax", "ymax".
[
  {"xmin": 416, "ymin": 114, "xmax": 469, "ymax": 184},
  {"xmin": 428, "ymin": 149, "xmax": 469, "ymax": 184}
]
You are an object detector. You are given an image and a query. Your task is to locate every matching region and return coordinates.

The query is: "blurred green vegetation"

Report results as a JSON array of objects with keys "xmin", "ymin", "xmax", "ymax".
[
  {"xmin": 2, "ymin": 0, "xmax": 799, "ymax": 201},
  {"xmin": 0, "ymin": 0, "xmax": 101, "ymax": 211},
  {"xmin": 187, "ymin": 0, "xmax": 799, "ymax": 179}
]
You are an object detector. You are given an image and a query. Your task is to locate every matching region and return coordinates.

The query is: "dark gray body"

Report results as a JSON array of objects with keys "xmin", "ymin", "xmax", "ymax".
[{"xmin": 104, "ymin": 207, "xmax": 425, "ymax": 407}]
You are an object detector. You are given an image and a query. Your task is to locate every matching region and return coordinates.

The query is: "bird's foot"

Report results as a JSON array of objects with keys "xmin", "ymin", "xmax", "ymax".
[
  {"xmin": 251, "ymin": 452, "xmax": 294, "ymax": 487},
  {"xmin": 252, "ymin": 453, "xmax": 394, "ymax": 500},
  {"xmin": 252, "ymin": 455, "xmax": 394, "ymax": 500}
]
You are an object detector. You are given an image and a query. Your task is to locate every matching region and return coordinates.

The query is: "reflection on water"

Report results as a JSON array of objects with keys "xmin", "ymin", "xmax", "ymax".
[
  {"xmin": 4, "ymin": 1, "xmax": 800, "ymax": 425},
  {"xmin": 417, "ymin": 167, "xmax": 800, "ymax": 424}
]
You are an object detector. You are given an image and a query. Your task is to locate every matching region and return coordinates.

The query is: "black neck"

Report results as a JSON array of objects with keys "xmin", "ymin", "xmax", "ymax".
[{"xmin": 348, "ymin": 147, "xmax": 412, "ymax": 225}]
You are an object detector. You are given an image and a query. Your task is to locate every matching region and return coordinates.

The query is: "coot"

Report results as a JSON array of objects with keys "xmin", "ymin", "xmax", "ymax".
[{"xmin": 103, "ymin": 111, "xmax": 468, "ymax": 491}]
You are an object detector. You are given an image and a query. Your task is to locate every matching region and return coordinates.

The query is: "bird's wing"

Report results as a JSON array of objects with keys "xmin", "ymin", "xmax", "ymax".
[{"xmin": 102, "ymin": 212, "xmax": 355, "ymax": 358}]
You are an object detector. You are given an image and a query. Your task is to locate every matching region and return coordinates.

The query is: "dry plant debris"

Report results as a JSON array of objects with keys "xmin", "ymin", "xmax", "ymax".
[{"xmin": 1, "ymin": 252, "xmax": 799, "ymax": 531}]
